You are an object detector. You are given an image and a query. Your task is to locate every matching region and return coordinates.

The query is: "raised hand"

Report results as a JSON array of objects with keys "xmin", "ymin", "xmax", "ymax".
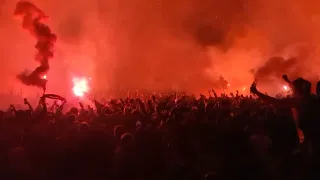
[
  {"xmin": 24, "ymin": 98, "xmax": 29, "ymax": 104},
  {"xmin": 250, "ymin": 80, "xmax": 258, "ymax": 94},
  {"xmin": 282, "ymin": 74, "xmax": 291, "ymax": 84},
  {"xmin": 79, "ymin": 102, "xmax": 84, "ymax": 109}
]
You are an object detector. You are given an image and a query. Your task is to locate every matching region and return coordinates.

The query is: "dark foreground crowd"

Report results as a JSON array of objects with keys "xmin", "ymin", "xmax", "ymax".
[{"xmin": 1, "ymin": 76, "xmax": 320, "ymax": 180}]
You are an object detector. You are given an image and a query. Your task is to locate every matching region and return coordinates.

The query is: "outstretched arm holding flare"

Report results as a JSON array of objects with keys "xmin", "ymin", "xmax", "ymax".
[
  {"xmin": 250, "ymin": 77, "xmax": 299, "ymax": 108},
  {"xmin": 24, "ymin": 98, "xmax": 33, "ymax": 112}
]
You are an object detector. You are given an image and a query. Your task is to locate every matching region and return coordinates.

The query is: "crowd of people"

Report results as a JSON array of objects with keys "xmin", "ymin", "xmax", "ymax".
[{"xmin": 0, "ymin": 75, "xmax": 320, "ymax": 180}]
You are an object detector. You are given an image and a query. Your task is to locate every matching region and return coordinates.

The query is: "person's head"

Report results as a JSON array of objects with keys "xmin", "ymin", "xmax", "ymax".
[
  {"xmin": 79, "ymin": 122, "xmax": 90, "ymax": 132},
  {"xmin": 291, "ymin": 78, "xmax": 311, "ymax": 97},
  {"xmin": 69, "ymin": 107, "xmax": 79, "ymax": 115},
  {"xmin": 114, "ymin": 125, "xmax": 125, "ymax": 140},
  {"xmin": 120, "ymin": 133, "xmax": 134, "ymax": 148}
]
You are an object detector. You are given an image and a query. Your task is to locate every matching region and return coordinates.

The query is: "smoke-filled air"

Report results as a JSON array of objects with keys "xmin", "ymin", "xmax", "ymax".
[{"xmin": 0, "ymin": 0, "xmax": 320, "ymax": 98}]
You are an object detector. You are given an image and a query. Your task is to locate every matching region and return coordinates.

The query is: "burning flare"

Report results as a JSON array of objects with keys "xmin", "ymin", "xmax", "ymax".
[
  {"xmin": 72, "ymin": 77, "xmax": 89, "ymax": 97},
  {"xmin": 14, "ymin": 1, "xmax": 57, "ymax": 91},
  {"xmin": 283, "ymin": 85, "xmax": 289, "ymax": 91}
]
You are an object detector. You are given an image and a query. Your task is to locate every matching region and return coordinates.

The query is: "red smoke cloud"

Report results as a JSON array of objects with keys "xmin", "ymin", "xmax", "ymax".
[{"xmin": 0, "ymin": 0, "xmax": 318, "ymax": 98}]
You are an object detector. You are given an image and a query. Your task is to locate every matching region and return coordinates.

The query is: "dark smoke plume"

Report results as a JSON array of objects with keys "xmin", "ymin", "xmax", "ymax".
[
  {"xmin": 253, "ymin": 43, "xmax": 319, "ymax": 86},
  {"xmin": 253, "ymin": 57, "xmax": 300, "ymax": 83},
  {"xmin": 14, "ymin": 1, "xmax": 56, "ymax": 91}
]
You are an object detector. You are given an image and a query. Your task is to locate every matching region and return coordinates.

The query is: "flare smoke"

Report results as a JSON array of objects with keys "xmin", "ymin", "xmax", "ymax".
[
  {"xmin": 0, "ymin": 0, "xmax": 318, "ymax": 96},
  {"xmin": 14, "ymin": 1, "xmax": 56, "ymax": 90},
  {"xmin": 253, "ymin": 57, "xmax": 298, "ymax": 83}
]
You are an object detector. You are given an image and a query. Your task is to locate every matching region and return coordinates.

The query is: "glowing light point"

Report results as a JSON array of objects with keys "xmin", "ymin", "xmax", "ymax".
[
  {"xmin": 43, "ymin": 75, "xmax": 47, "ymax": 79},
  {"xmin": 227, "ymin": 83, "xmax": 231, "ymax": 87},
  {"xmin": 72, "ymin": 77, "xmax": 89, "ymax": 97},
  {"xmin": 283, "ymin": 85, "xmax": 289, "ymax": 91}
]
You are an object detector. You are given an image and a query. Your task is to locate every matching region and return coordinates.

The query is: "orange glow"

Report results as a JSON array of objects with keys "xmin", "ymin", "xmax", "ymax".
[
  {"xmin": 0, "ymin": 0, "xmax": 319, "ymax": 99},
  {"xmin": 72, "ymin": 77, "xmax": 89, "ymax": 97},
  {"xmin": 283, "ymin": 85, "xmax": 289, "ymax": 91}
]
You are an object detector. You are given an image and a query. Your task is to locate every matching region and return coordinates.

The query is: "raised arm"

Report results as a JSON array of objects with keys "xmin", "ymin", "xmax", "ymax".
[
  {"xmin": 250, "ymin": 80, "xmax": 297, "ymax": 107},
  {"xmin": 24, "ymin": 98, "xmax": 33, "ymax": 112}
]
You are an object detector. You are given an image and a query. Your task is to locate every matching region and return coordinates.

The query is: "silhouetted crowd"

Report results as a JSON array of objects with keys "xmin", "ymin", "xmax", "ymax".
[{"xmin": 1, "ymin": 75, "xmax": 320, "ymax": 180}]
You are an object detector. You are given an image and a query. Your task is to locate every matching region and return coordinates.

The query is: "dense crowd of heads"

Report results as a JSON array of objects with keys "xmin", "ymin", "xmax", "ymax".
[{"xmin": 0, "ymin": 75, "xmax": 320, "ymax": 180}]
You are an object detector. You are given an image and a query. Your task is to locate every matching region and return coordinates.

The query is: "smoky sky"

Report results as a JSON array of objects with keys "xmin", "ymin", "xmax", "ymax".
[
  {"xmin": 58, "ymin": 16, "xmax": 83, "ymax": 43},
  {"xmin": 0, "ymin": 0, "xmax": 320, "ymax": 97}
]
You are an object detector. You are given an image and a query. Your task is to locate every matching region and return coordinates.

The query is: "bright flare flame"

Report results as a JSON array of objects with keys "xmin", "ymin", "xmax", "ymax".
[
  {"xmin": 283, "ymin": 85, "xmax": 289, "ymax": 91},
  {"xmin": 43, "ymin": 75, "xmax": 47, "ymax": 79},
  {"xmin": 242, "ymin": 87, "xmax": 246, "ymax": 91},
  {"xmin": 72, "ymin": 77, "xmax": 89, "ymax": 97}
]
